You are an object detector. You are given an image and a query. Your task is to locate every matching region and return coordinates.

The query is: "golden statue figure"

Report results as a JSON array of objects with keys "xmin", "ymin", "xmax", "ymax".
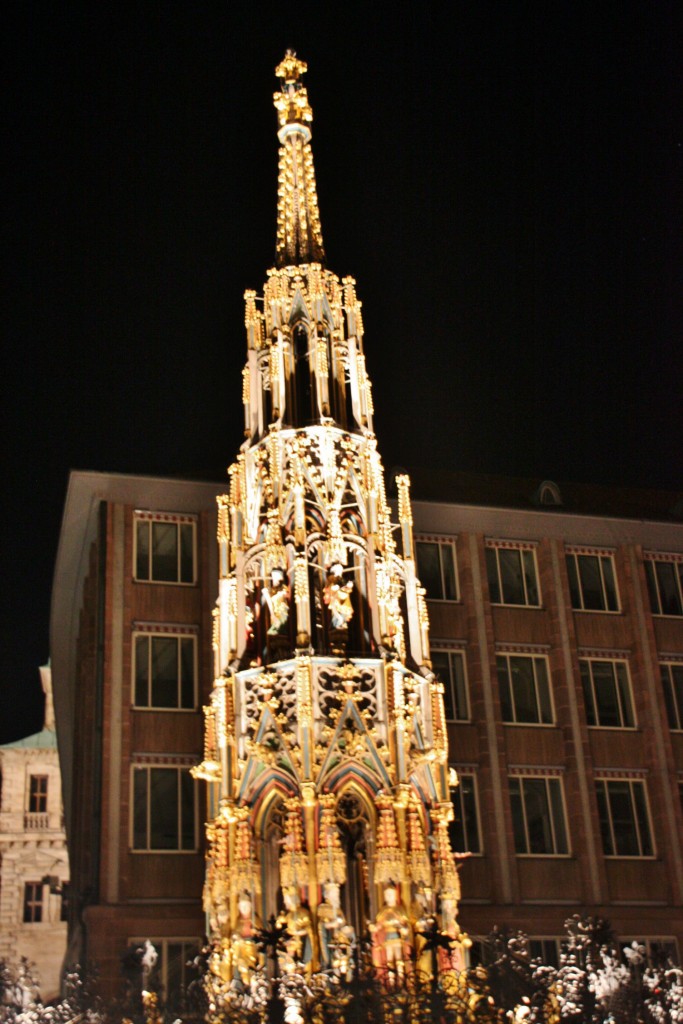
[
  {"xmin": 370, "ymin": 885, "xmax": 412, "ymax": 986},
  {"xmin": 317, "ymin": 882, "xmax": 355, "ymax": 977},
  {"xmin": 231, "ymin": 893, "xmax": 263, "ymax": 989},
  {"xmin": 263, "ymin": 567, "xmax": 290, "ymax": 635},
  {"xmin": 323, "ymin": 564, "xmax": 354, "ymax": 629},
  {"xmin": 277, "ymin": 888, "xmax": 315, "ymax": 976}
]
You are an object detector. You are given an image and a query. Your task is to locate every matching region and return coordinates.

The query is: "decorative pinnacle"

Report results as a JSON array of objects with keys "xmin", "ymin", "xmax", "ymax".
[
  {"xmin": 274, "ymin": 50, "xmax": 313, "ymax": 130},
  {"xmin": 273, "ymin": 51, "xmax": 325, "ymax": 268}
]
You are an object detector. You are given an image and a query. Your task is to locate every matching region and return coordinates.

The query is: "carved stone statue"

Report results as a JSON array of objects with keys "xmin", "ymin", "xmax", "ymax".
[
  {"xmin": 277, "ymin": 889, "xmax": 315, "ymax": 976},
  {"xmin": 263, "ymin": 568, "xmax": 290, "ymax": 635},
  {"xmin": 317, "ymin": 882, "xmax": 355, "ymax": 977},
  {"xmin": 370, "ymin": 885, "xmax": 412, "ymax": 985},
  {"xmin": 231, "ymin": 893, "xmax": 263, "ymax": 989},
  {"xmin": 323, "ymin": 564, "xmax": 354, "ymax": 629}
]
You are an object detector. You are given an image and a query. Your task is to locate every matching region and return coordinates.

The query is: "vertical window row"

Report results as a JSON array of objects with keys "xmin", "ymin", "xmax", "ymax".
[
  {"xmin": 580, "ymin": 659, "xmax": 636, "ymax": 728},
  {"xmin": 431, "ymin": 649, "xmax": 469, "ymax": 721},
  {"xmin": 661, "ymin": 662, "xmax": 683, "ymax": 730},
  {"xmin": 415, "ymin": 540, "xmax": 458, "ymax": 601},
  {"xmin": 595, "ymin": 779, "xmax": 654, "ymax": 857},
  {"xmin": 497, "ymin": 654, "xmax": 553, "ymax": 725},
  {"xmin": 133, "ymin": 633, "xmax": 197, "ymax": 710},
  {"xmin": 645, "ymin": 557, "xmax": 683, "ymax": 616},
  {"xmin": 509, "ymin": 776, "xmax": 569, "ymax": 855},
  {"xmin": 449, "ymin": 772, "xmax": 482, "ymax": 854}
]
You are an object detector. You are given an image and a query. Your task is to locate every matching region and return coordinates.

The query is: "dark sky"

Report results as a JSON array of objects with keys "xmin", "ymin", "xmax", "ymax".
[{"xmin": 2, "ymin": 3, "xmax": 681, "ymax": 742}]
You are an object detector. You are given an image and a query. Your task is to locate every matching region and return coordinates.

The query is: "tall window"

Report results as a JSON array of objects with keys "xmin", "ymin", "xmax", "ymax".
[
  {"xmin": 595, "ymin": 779, "xmax": 654, "ymax": 857},
  {"xmin": 485, "ymin": 544, "xmax": 540, "ymax": 607},
  {"xmin": 431, "ymin": 649, "xmax": 469, "ymax": 721},
  {"xmin": 134, "ymin": 633, "xmax": 197, "ymax": 710},
  {"xmin": 23, "ymin": 882, "xmax": 43, "ymax": 923},
  {"xmin": 28, "ymin": 775, "xmax": 48, "ymax": 813},
  {"xmin": 580, "ymin": 659, "xmax": 635, "ymax": 728},
  {"xmin": 135, "ymin": 514, "xmax": 196, "ymax": 584},
  {"xmin": 497, "ymin": 654, "xmax": 553, "ymax": 725},
  {"xmin": 509, "ymin": 776, "xmax": 569, "ymax": 854},
  {"xmin": 529, "ymin": 939, "xmax": 561, "ymax": 967},
  {"xmin": 661, "ymin": 663, "xmax": 683, "ymax": 731},
  {"xmin": 566, "ymin": 551, "xmax": 619, "ymax": 612},
  {"xmin": 132, "ymin": 766, "xmax": 196, "ymax": 852},
  {"xmin": 416, "ymin": 540, "xmax": 458, "ymax": 601},
  {"xmin": 449, "ymin": 773, "xmax": 481, "ymax": 854},
  {"xmin": 645, "ymin": 557, "xmax": 683, "ymax": 616}
]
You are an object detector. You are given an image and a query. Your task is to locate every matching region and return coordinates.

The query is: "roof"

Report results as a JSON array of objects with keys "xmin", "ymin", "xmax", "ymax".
[
  {"xmin": 1, "ymin": 726, "xmax": 58, "ymax": 750},
  {"xmin": 391, "ymin": 467, "xmax": 683, "ymax": 523}
]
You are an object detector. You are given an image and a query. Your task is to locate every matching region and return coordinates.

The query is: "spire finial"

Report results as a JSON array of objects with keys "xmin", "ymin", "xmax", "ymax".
[{"xmin": 273, "ymin": 51, "xmax": 325, "ymax": 267}]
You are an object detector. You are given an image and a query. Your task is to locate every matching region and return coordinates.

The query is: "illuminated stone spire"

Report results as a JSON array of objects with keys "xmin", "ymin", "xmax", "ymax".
[{"xmin": 273, "ymin": 50, "xmax": 325, "ymax": 267}]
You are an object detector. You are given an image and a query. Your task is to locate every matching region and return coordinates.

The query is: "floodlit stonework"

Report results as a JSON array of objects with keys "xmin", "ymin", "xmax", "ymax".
[{"xmin": 0, "ymin": 665, "xmax": 69, "ymax": 1001}]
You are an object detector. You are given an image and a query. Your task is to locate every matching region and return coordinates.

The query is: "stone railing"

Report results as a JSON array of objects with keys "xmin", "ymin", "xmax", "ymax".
[{"xmin": 24, "ymin": 812, "xmax": 50, "ymax": 830}]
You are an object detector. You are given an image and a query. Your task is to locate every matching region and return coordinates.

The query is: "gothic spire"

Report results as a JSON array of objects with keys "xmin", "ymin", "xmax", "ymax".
[{"xmin": 273, "ymin": 51, "xmax": 325, "ymax": 268}]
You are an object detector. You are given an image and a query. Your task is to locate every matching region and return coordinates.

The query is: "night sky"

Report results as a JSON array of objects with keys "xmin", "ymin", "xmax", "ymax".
[{"xmin": 2, "ymin": 4, "xmax": 681, "ymax": 742}]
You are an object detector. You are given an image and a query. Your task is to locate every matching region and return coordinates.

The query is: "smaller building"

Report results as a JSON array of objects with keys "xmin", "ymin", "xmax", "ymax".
[{"xmin": 0, "ymin": 665, "xmax": 70, "ymax": 1000}]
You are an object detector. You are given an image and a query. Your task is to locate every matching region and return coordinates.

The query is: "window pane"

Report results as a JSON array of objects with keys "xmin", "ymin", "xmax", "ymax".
[
  {"xmin": 566, "ymin": 556, "xmax": 581, "ymax": 608},
  {"xmin": 656, "ymin": 562, "xmax": 683, "ymax": 616},
  {"xmin": 632, "ymin": 783, "xmax": 653, "ymax": 856},
  {"xmin": 511, "ymin": 657, "xmax": 537, "ymax": 723},
  {"xmin": 497, "ymin": 658, "xmax": 514, "ymax": 722},
  {"xmin": 523, "ymin": 779, "xmax": 553, "ymax": 854},
  {"xmin": 601, "ymin": 557, "xmax": 619, "ymax": 611},
  {"xmin": 417, "ymin": 543, "xmax": 443, "ymax": 599},
  {"xmin": 431, "ymin": 651, "xmax": 453, "ymax": 719},
  {"xmin": 180, "ymin": 524, "xmax": 194, "ymax": 584},
  {"xmin": 135, "ymin": 636, "xmax": 149, "ymax": 706},
  {"xmin": 645, "ymin": 562, "xmax": 660, "ymax": 613},
  {"xmin": 180, "ymin": 771, "xmax": 195, "ymax": 850},
  {"xmin": 522, "ymin": 550, "xmax": 539, "ymax": 605},
  {"xmin": 592, "ymin": 662, "xmax": 621, "ymax": 727},
  {"xmin": 595, "ymin": 783, "xmax": 614, "ymax": 855},
  {"xmin": 548, "ymin": 779, "xmax": 568, "ymax": 854},
  {"xmin": 136, "ymin": 521, "xmax": 150, "ymax": 580},
  {"xmin": 580, "ymin": 662, "xmax": 597, "ymax": 725},
  {"xmin": 460, "ymin": 776, "xmax": 481, "ymax": 853},
  {"xmin": 151, "ymin": 637, "xmax": 178, "ymax": 708},
  {"xmin": 662, "ymin": 666, "xmax": 679, "ymax": 729},
  {"xmin": 441, "ymin": 546, "xmax": 457, "ymax": 601},
  {"xmin": 509, "ymin": 779, "xmax": 527, "ymax": 853},
  {"xmin": 535, "ymin": 660, "xmax": 553, "ymax": 724},
  {"xmin": 615, "ymin": 663, "xmax": 635, "ymax": 727},
  {"xmin": 451, "ymin": 653, "xmax": 468, "ymax": 720},
  {"xmin": 485, "ymin": 548, "xmax": 501, "ymax": 603},
  {"xmin": 578, "ymin": 556, "xmax": 604, "ymax": 610},
  {"xmin": 149, "ymin": 769, "xmax": 179, "ymax": 849},
  {"xmin": 499, "ymin": 549, "xmax": 525, "ymax": 605},
  {"xmin": 608, "ymin": 782, "xmax": 639, "ymax": 856},
  {"xmin": 133, "ymin": 769, "xmax": 148, "ymax": 849},
  {"xmin": 180, "ymin": 638, "xmax": 195, "ymax": 709},
  {"xmin": 152, "ymin": 522, "xmax": 178, "ymax": 582}
]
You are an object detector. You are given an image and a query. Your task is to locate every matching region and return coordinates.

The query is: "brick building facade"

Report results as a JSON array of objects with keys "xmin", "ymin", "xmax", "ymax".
[{"xmin": 50, "ymin": 468, "xmax": 683, "ymax": 995}]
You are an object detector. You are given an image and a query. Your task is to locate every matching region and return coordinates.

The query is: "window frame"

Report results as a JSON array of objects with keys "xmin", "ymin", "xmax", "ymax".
[
  {"xmin": 431, "ymin": 647, "xmax": 470, "ymax": 722},
  {"xmin": 485, "ymin": 541, "xmax": 541, "ymax": 608},
  {"xmin": 23, "ymin": 881, "xmax": 43, "ymax": 923},
  {"xmin": 415, "ymin": 537, "xmax": 459, "ymax": 602},
  {"xmin": 595, "ymin": 777, "xmax": 655, "ymax": 858},
  {"xmin": 579, "ymin": 657, "xmax": 637, "ymax": 730},
  {"xmin": 509, "ymin": 774, "xmax": 570, "ymax": 856},
  {"xmin": 130, "ymin": 764, "xmax": 198, "ymax": 853},
  {"xmin": 662, "ymin": 662, "xmax": 683, "ymax": 731},
  {"xmin": 644, "ymin": 555, "xmax": 683, "ymax": 617},
  {"xmin": 132, "ymin": 629, "xmax": 198, "ymax": 711},
  {"xmin": 28, "ymin": 774, "xmax": 48, "ymax": 813},
  {"xmin": 496, "ymin": 652, "xmax": 554, "ymax": 726},
  {"xmin": 133, "ymin": 512, "xmax": 197, "ymax": 586},
  {"xmin": 566, "ymin": 549, "xmax": 620, "ymax": 613}
]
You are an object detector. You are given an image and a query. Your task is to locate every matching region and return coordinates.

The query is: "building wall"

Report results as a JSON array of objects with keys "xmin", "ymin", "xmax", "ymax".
[
  {"xmin": 53, "ymin": 472, "xmax": 683, "ymax": 996},
  {"xmin": 0, "ymin": 689, "xmax": 70, "ymax": 1001},
  {"xmin": 413, "ymin": 499, "xmax": 683, "ymax": 954}
]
